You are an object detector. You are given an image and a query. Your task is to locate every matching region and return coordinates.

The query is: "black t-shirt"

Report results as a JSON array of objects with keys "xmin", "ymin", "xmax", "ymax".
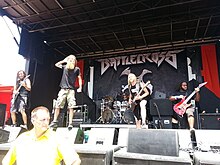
[
  {"xmin": 129, "ymin": 82, "xmax": 151, "ymax": 102},
  {"xmin": 172, "ymin": 89, "xmax": 194, "ymax": 105},
  {"xmin": 18, "ymin": 79, "xmax": 30, "ymax": 97},
  {"xmin": 59, "ymin": 66, "xmax": 80, "ymax": 89}
]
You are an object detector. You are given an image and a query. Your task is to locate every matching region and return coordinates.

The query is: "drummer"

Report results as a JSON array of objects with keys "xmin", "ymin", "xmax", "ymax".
[{"xmin": 102, "ymin": 95, "xmax": 114, "ymax": 109}]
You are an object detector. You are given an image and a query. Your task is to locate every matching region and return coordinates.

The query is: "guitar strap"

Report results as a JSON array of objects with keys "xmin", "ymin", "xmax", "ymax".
[{"xmin": 136, "ymin": 82, "xmax": 141, "ymax": 95}]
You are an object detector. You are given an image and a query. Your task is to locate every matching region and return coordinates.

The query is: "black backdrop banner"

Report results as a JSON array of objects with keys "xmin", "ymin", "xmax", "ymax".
[
  {"xmin": 92, "ymin": 46, "xmax": 220, "ymax": 113},
  {"xmin": 93, "ymin": 49, "xmax": 188, "ymax": 101}
]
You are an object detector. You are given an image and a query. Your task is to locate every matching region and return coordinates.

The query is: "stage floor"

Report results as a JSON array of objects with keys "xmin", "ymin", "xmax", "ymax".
[{"xmin": 1, "ymin": 125, "xmax": 220, "ymax": 165}]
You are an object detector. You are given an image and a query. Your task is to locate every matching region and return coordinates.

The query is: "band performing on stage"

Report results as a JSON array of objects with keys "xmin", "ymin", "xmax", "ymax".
[
  {"xmin": 1, "ymin": 53, "xmax": 219, "ymax": 165},
  {"xmin": 2, "ymin": 2, "xmax": 220, "ymax": 164},
  {"xmin": 8, "ymin": 66, "xmax": 205, "ymax": 131}
]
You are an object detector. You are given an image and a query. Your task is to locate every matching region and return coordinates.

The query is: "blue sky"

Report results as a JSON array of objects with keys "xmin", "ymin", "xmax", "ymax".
[{"xmin": 0, "ymin": 16, "xmax": 26, "ymax": 86}]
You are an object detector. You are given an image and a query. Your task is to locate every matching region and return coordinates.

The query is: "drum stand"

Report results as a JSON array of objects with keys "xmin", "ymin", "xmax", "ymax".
[
  {"xmin": 95, "ymin": 110, "xmax": 103, "ymax": 123},
  {"xmin": 95, "ymin": 102, "xmax": 105, "ymax": 123},
  {"xmin": 95, "ymin": 115, "xmax": 102, "ymax": 123}
]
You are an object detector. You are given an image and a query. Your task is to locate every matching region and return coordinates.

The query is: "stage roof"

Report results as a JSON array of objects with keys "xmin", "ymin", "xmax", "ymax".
[{"xmin": 1, "ymin": 0, "xmax": 220, "ymax": 59}]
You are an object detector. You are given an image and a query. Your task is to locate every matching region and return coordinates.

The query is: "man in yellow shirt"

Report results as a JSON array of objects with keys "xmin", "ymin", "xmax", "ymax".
[{"xmin": 2, "ymin": 106, "xmax": 81, "ymax": 165}]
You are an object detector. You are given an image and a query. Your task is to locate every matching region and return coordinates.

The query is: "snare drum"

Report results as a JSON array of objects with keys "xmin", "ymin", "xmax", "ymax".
[
  {"xmin": 113, "ymin": 101, "xmax": 121, "ymax": 110},
  {"xmin": 121, "ymin": 101, "xmax": 129, "ymax": 112}
]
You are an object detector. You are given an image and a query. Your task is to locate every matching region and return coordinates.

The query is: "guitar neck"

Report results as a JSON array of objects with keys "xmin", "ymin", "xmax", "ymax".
[
  {"xmin": 132, "ymin": 81, "xmax": 150, "ymax": 102},
  {"xmin": 183, "ymin": 91, "xmax": 196, "ymax": 103},
  {"xmin": 16, "ymin": 75, "xmax": 30, "ymax": 93},
  {"xmin": 184, "ymin": 82, "xmax": 207, "ymax": 103},
  {"xmin": 183, "ymin": 82, "xmax": 206, "ymax": 103}
]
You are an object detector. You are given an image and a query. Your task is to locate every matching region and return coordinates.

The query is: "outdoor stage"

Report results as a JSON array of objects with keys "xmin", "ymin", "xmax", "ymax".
[{"xmin": 1, "ymin": 124, "xmax": 220, "ymax": 165}]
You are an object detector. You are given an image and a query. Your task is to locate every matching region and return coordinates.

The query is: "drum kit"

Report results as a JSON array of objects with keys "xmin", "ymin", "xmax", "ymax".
[{"xmin": 98, "ymin": 94, "xmax": 135, "ymax": 124}]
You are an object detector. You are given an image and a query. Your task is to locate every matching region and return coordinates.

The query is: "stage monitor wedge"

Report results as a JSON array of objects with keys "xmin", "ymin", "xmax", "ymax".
[
  {"xmin": 0, "ymin": 104, "xmax": 6, "ymax": 127},
  {"xmin": 0, "ymin": 128, "xmax": 9, "ymax": 143},
  {"xmin": 3, "ymin": 126, "xmax": 28, "ymax": 143},
  {"xmin": 127, "ymin": 129, "xmax": 179, "ymax": 156}
]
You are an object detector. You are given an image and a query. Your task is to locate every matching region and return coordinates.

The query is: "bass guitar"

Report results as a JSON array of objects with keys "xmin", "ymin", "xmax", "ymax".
[
  {"xmin": 173, "ymin": 82, "xmax": 207, "ymax": 116},
  {"xmin": 11, "ymin": 75, "xmax": 30, "ymax": 107},
  {"xmin": 130, "ymin": 81, "xmax": 151, "ymax": 111}
]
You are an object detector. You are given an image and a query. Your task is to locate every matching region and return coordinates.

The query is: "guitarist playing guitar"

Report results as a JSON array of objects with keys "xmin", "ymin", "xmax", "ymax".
[
  {"xmin": 10, "ymin": 70, "xmax": 31, "ymax": 129},
  {"xmin": 169, "ymin": 81, "xmax": 201, "ymax": 130},
  {"xmin": 128, "ymin": 73, "xmax": 152, "ymax": 129}
]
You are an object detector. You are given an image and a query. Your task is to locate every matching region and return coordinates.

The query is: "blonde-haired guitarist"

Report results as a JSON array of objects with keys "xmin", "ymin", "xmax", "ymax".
[{"xmin": 128, "ymin": 73, "xmax": 152, "ymax": 129}]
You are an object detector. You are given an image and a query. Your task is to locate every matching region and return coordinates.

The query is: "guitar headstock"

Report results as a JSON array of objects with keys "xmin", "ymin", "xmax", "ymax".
[
  {"xmin": 145, "ymin": 80, "xmax": 151, "ymax": 86},
  {"xmin": 25, "ymin": 75, "xmax": 30, "ymax": 79},
  {"xmin": 198, "ymin": 82, "xmax": 207, "ymax": 88}
]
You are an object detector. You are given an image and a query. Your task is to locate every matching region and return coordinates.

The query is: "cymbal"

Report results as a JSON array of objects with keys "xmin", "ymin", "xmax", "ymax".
[
  {"xmin": 103, "ymin": 95, "xmax": 114, "ymax": 101},
  {"xmin": 116, "ymin": 92, "xmax": 129, "ymax": 101}
]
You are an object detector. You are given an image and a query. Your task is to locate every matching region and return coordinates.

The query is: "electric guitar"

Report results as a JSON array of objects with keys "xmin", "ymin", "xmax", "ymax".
[
  {"xmin": 11, "ymin": 75, "xmax": 30, "ymax": 106},
  {"xmin": 173, "ymin": 82, "xmax": 207, "ymax": 116},
  {"xmin": 130, "ymin": 81, "xmax": 151, "ymax": 111}
]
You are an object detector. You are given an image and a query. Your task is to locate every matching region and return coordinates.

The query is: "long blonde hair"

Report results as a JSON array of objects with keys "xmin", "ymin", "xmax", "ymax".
[
  {"xmin": 128, "ymin": 73, "xmax": 137, "ymax": 86},
  {"xmin": 66, "ymin": 55, "xmax": 77, "ymax": 70}
]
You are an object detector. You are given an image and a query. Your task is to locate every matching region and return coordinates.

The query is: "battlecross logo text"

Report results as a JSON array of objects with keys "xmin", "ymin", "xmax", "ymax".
[{"xmin": 98, "ymin": 50, "xmax": 183, "ymax": 75}]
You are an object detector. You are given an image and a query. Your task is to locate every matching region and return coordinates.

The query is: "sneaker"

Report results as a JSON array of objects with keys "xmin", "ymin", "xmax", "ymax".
[
  {"xmin": 142, "ymin": 123, "xmax": 148, "ymax": 129},
  {"xmin": 50, "ymin": 121, "xmax": 58, "ymax": 128},
  {"xmin": 11, "ymin": 124, "xmax": 17, "ymax": 127},
  {"xmin": 20, "ymin": 125, "xmax": 28, "ymax": 129},
  {"xmin": 67, "ymin": 124, "xmax": 73, "ymax": 131}
]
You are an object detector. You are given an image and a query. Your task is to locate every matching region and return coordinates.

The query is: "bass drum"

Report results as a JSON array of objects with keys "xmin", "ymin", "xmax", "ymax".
[
  {"xmin": 123, "ymin": 109, "xmax": 135, "ymax": 124},
  {"xmin": 102, "ymin": 108, "xmax": 114, "ymax": 123}
]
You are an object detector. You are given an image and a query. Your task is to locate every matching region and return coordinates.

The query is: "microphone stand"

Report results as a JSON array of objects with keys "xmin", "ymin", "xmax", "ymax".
[{"xmin": 153, "ymin": 102, "xmax": 163, "ymax": 129}]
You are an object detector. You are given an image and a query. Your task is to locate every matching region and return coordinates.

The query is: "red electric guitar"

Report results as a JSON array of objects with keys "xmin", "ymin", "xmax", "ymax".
[{"xmin": 173, "ymin": 82, "xmax": 207, "ymax": 116}]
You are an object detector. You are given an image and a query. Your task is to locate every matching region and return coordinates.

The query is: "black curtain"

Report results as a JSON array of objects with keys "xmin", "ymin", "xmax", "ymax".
[{"xmin": 19, "ymin": 28, "xmax": 44, "ymax": 63}]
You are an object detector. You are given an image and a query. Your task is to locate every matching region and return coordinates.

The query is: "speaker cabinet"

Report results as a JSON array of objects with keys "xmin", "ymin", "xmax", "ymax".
[
  {"xmin": 74, "ymin": 144, "xmax": 120, "ymax": 165},
  {"xmin": 72, "ymin": 105, "xmax": 89, "ymax": 127},
  {"xmin": 127, "ymin": 129, "xmax": 179, "ymax": 156},
  {"xmin": 149, "ymin": 99, "xmax": 173, "ymax": 116},
  {"xmin": 56, "ymin": 112, "xmax": 66, "ymax": 127},
  {"xmin": 55, "ymin": 127, "xmax": 83, "ymax": 144},
  {"xmin": 75, "ymin": 92, "xmax": 96, "ymax": 122},
  {"xmin": 0, "ymin": 104, "xmax": 6, "ymax": 127},
  {"xmin": 0, "ymin": 129, "xmax": 9, "ymax": 143},
  {"xmin": 200, "ymin": 113, "xmax": 220, "ymax": 129},
  {"xmin": 193, "ymin": 152, "xmax": 220, "ymax": 165},
  {"xmin": 194, "ymin": 130, "xmax": 220, "ymax": 152},
  {"xmin": 87, "ymin": 128, "xmax": 115, "ymax": 145},
  {"xmin": 152, "ymin": 116, "xmax": 172, "ymax": 129}
]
